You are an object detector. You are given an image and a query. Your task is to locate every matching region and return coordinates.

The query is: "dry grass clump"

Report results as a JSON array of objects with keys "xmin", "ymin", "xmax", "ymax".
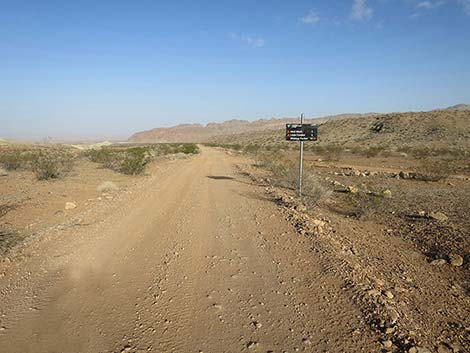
[{"xmin": 97, "ymin": 181, "xmax": 119, "ymax": 193}]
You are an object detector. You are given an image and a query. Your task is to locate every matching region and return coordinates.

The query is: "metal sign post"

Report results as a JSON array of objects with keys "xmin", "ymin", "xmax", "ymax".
[
  {"xmin": 299, "ymin": 114, "xmax": 304, "ymax": 197},
  {"xmin": 285, "ymin": 115, "xmax": 318, "ymax": 197}
]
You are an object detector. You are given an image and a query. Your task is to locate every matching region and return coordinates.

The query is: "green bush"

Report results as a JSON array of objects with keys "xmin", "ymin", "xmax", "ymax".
[
  {"xmin": 118, "ymin": 148, "xmax": 151, "ymax": 175},
  {"xmin": 179, "ymin": 143, "xmax": 199, "ymax": 154},
  {"xmin": 85, "ymin": 147, "xmax": 152, "ymax": 175}
]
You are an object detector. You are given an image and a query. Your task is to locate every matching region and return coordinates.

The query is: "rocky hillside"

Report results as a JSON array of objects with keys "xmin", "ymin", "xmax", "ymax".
[
  {"xmin": 444, "ymin": 104, "xmax": 470, "ymax": 111},
  {"xmin": 128, "ymin": 114, "xmax": 377, "ymax": 143},
  {"xmin": 210, "ymin": 110, "xmax": 470, "ymax": 150}
]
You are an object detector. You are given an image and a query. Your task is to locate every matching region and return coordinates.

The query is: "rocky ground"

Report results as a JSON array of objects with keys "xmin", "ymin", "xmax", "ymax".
[
  {"xmin": 236, "ymin": 150, "xmax": 469, "ymax": 353},
  {"xmin": 0, "ymin": 146, "xmax": 468, "ymax": 353}
]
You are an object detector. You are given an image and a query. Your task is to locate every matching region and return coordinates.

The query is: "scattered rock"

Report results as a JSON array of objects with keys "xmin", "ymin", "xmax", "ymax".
[
  {"xmin": 409, "ymin": 347, "xmax": 431, "ymax": 353},
  {"xmin": 437, "ymin": 344, "xmax": 452, "ymax": 353},
  {"xmin": 302, "ymin": 338, "xmax": 312, "ymax": 345},
  {"xmin": 384, "ymin": 290, "xmax": 394, "ymax": 299},
  {"xmin": 246, "ymin": 341, "xmax": 258, "ymax": 349},
  {"xmin": 65, "ymin": 202, "xmax": 77, "ymax": 210},
  {"xmin": 382, "ymin": 189, "xmax": 392, "ymax": 199},
  {"xmin": 0, "ymin": 167, "xmax": 8, "ymax": 176},
  {"xmin": 347, "ymin": 186, "xmax": 359, "ymax": 194},
  {"xmin": 311, "ymin": 219, "xmax": 326, "ymax": 227},
  {"xmin": 367, "ymin": 289, "xmax": 381, "ymax": 297},
  {"xmin": 399, "ymin": 171, "xmax": 410, "ymax": 179},
  {"xmin": 430, "ymin": 211, "xmax": 448, "ymax": 222},
  {"xmin": 212, "ymin": 303, "xmax": 223, "ymax": 310},
  {"xmin": 430, "ymin": 259, "xmax": 447, "ymax": 266},
  {"xmin": 448, "ymin": 253, "xmax": 463, "ymax": 267},
  {"xmin": 382, "ymin": 340, "xmax": 393, "ymax": 348}
]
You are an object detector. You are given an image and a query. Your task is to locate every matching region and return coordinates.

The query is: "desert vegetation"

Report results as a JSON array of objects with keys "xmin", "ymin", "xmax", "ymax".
[
  {"xmin": 0, "ymin": 148, "xmax": 76, "ymax": 180},
  {"xmin": 84, "ymin": 143, "xmax": 199, "ymax": 175},
  {"xmin": 0, "ymin": 143, "xmax": 200, "ymax": 180}
]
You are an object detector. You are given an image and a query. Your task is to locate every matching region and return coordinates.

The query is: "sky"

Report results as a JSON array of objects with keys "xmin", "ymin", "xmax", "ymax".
[{"xmin": 1, "ymin": 0, "xmax": 470, "ymax": 140}]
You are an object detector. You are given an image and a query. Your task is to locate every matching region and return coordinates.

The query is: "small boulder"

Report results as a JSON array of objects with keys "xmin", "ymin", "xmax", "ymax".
[
  {"xmin": 399, "ymin": 171, "xmax": 409, "ymax": 179},
  {"xmin": 347, "ymin": 186, "xmax": 359, "ymax": 194},
  {"xmin": 0, "ymin": 167, "xmax": 8, "ymax": 176},
  {"xmin": 437, "ymin": 345, "xmax": 452, "ymax": 353},
  {"xmin": 430, "ymin": 211, "xmax": 448, "ymax": 222},
  {"xmin": 65, "ymin": 202, "xmax": 77, "ymax": 210},
  {"xmin": 409, "ymin": 347, "xmax": 431, "ymax": 353},
  {"xmin": 312, "ymin": 219, "xmax": 326, "ymax": 227},
  {"xmin": 448, "ymin": 253, "xmax": 463, "ymax": 267},
  {"xmin": 382, "ymin": 189, "xmax": 392, "ymax": 199},
  {"xmin": 430, "ymin": 259, "xmax": 447, "ymax": 266}
]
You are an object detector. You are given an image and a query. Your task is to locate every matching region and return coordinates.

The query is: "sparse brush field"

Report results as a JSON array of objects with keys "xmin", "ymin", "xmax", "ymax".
[
  {"xmin": 208, "ymin": 138, "xmax": 470, "ymax": 350},
  {"xmin": 0, "ymin": 143, "xmax": 199, "ymax": 254},
  {"xmin": 209, "ymin": 141, "xmax": 470, "ymax": 261}
]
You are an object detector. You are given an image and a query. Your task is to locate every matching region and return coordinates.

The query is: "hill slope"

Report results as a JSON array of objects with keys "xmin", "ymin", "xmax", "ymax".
[
  {"xmin": 210, "ymin": 110, "xmax": 470, "ymax": 150},
  {"xmin": 444, "ymin": 104, "xmax": 470, "ymax": 111}
]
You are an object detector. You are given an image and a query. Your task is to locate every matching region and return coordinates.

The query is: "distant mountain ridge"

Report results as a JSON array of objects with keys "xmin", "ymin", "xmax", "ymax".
[
  {"xmin": 128, "ymin": 104, "xmax": 469, "ymax": 143},
  {"xmin": 128, "ymin": 113, "xmax": 378, "ymax": 143},
  {"xmin": 443, "ymin": 104, "xmax": 470, "ymax": 111}
]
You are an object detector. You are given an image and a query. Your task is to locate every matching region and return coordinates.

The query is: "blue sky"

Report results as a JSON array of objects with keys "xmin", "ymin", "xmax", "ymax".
[{"xmin": 1, "ymin": 0, "xmax": 470, "ymax": 140}]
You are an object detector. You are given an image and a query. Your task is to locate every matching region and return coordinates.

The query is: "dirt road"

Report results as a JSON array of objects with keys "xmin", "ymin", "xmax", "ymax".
[{"xmin": 0, "ymin": 147, "xmax": 379, "ymax": 352}]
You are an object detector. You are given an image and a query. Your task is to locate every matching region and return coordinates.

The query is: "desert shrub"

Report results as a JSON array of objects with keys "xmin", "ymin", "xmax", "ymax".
[
  {"xmin": 414, "ymin": 158, "xmax": 453, "ymax": 181},
  {"xmin": 85, "ymin": 147, "xmax": 151, "ymax": 175},
  {"xmin": 341, "ymin": 192, "xmax": 387, "ymax": 220},
  {"xmin": 411, "ymin": 147, "xmax": 431, "ymax": 159},
  {"xmin": 179, "ymin": 143, "xmax": 199, "ymax": 154},
  {"xmin": 302, "ymin": 174, "xmax": 331, "ymax": 208},
  {"xmin": 364, "ymin": 146, "xmax": 384, "ymax": 158},
  {"xmin": 119, "ymin": 148, "xmax": 151, "ymax": 175},
  {"xmin": 0, "ymin": 228, "xmax": 20, "ymax": 255},
  {"xmin": 0, "ymin": 151, "xmax": 33, "ymax": 170},
  {"xmin": 244, "ymin": 144, "xmax": 261, "ymax": 154},
  {"xmin": 323, "ymin": 145, "xmax": 343, "ymax": 161},
  {"xmin": 31, "ymin": 151, "xmax": 75, "ymax": 180},
  {"xmin": 0, "ymin": 203, "xmax": 17, "ymax": 218}
]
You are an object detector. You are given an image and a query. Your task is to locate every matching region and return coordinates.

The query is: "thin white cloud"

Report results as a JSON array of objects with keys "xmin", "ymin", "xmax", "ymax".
[
  {"xmin": 416, "ymin": 1, "xmax": 444, "ymax": 9},
  {"xmin": 301, "ymin": 10, "xmax": 321, "ymax": 24},
  {"xmin": 228, "ymin": 32, "xmax": 265, "ymax": 48},
  {"xmin": 457, "ymin": 0, "xmax": 470, "ymax": 15},
  {"xmin": 410, "ymin": 0, "xmax": 444, "ymax": 18},
  {"xmin": 351, "ymin": 0, "xmax": 374, "ymax": 21}
]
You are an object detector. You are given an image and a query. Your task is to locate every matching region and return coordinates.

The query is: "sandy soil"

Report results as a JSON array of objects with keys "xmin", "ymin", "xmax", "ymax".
[{"xmin": 0, "ymin": 147, "xmax": 381, "ymax": 353}]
